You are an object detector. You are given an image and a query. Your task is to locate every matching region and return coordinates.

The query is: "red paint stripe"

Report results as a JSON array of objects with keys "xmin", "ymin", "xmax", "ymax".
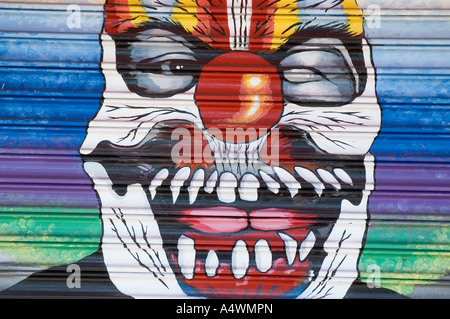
[
  {"xmin": 104, "ymin": 0, "xmax": 135, "ymax": 34},
  {"xmin": 249, "ymin": 0, "xmax": 276, "ymax": 51},
  {"xmin": 193, "ymin": 0, "xmax": 231, "ymax": 50}
]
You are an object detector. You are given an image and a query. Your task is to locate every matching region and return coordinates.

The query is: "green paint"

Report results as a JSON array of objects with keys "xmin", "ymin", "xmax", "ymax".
[
  {"xmin": 0, "ymin": 206, "xmax": 101, "ymax": 267},
  {"xmin": 359, "ymin": 220, "xmax": 450, "ymax": 296}
]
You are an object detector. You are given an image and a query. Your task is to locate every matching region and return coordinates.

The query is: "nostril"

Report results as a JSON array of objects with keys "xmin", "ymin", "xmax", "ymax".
[{"xmin": 194, "ymin": 52, "xmax": 283, "ymax": 143}]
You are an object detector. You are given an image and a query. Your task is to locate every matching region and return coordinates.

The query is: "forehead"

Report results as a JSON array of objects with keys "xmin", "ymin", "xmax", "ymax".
[{"xmin": 105, "ymin": 0, "xmax": 363, "ymax": 51}]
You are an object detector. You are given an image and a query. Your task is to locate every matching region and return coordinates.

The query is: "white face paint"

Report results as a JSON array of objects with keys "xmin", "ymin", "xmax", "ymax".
[{"xmin": 80, "ymin": 9, "xmax": 381, "ymax": 298}]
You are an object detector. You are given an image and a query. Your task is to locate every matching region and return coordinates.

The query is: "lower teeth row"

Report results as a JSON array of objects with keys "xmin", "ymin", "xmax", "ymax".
[{"xmin": 177, "ymin": 231, "xmax": 316, "ymax": 280}]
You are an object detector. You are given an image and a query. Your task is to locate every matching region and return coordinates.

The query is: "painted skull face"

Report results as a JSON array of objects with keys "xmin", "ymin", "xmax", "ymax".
[{"xmin": 80, "ymin": 0, "xmax": 381, "ymax": 298}]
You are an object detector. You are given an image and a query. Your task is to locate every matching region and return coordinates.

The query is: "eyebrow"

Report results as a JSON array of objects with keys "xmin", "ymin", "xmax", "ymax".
[
  {"xmin": 111, "ymin": 21, "xmax": 214, "ymax": 51},
  {"xmin": 286, "ymin": 43, "xmax": 348, "ymax": 59},
  {"xmin": 277, "ymin": 25, "xmax": 362, "ymax": 52}
]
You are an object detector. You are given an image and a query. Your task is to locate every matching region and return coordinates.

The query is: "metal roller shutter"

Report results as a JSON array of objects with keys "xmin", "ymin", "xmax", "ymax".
[{"xmin": 0, "ymin": 0, "xmax": 448, "ymax": 300}]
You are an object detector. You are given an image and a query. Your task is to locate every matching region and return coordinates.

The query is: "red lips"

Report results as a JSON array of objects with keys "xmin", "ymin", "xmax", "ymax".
[{"xmin": 179, "ymin": 207, "xmax": 316, "ymax": 233}]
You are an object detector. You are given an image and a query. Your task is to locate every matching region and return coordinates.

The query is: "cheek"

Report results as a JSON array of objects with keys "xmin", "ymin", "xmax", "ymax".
[
  {"xmin": 172, "ymin": 125, "xmax": 214, "ymax": 170},
  {"xmin": 260, "ymin": 126, "xmax": 322, "ymax": 172}
]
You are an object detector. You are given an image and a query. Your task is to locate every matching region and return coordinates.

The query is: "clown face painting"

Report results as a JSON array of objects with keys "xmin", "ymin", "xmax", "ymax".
[{"xmin": 77, "ymin": 0, "xmax": 383, "ymax": 299}]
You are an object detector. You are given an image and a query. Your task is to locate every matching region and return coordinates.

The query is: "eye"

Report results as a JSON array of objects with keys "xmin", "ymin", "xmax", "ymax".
[
  {"xmin": 146, "ymin": 54, "xmax": 200, "ymax": 75},
  {"xmin": 115, "ymin": 30, "xmax": 204, "ymax": 99},
  {"xmin": 280, "ymin": 50, "xmax": 357, "ymax": 106},
  {"xmin": 120, "ymin": 53, "xmax": 201, "ymax": 98},
  {"xmin": 161, "ymin": 60, "xmax": 185, "ymax": 74}
]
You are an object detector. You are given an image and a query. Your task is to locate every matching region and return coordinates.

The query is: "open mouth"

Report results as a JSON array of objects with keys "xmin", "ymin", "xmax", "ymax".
[{"xmin": 86, "ymin": 122, "xmax": 366, "ymax": 298}]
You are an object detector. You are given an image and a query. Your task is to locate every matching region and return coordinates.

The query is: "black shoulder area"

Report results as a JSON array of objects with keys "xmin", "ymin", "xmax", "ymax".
[
  {"xmin": 344, "ymin": 281, "xmax": 409, "ymax": 299},
  {"xmin": 0, "ymin": 249, "xmax": 132, "ymax": 299}
]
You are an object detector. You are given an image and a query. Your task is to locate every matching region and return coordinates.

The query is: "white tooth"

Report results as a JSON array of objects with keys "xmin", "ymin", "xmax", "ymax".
[
  {"xmin": 333, "ymin": 168, "xmax": 353, "ymax": 186},
  {"xmin": 187, "ymin": 169, "xmax": 205, "ymax": 204},
  {"xmin": 316, "ymin": 168, "xmax": 341, "ymax": 190},
  {"xmin": 149, "ymin": 168, "xmax": 169, "ymax": 199},
  {"xmin": 294, "ymin": 166, "xmax": 325, "ymax": 197},
  {"xmin": 255, "ymin": 239, "xmax": 272, "ymax": 273},
  {"xmin": 299, "ymin": 232, "xmax": 316, "ymax": 262},
  {"xmin": 204, "ymin": 170, "xmax": 218, "ymax": 194},
  {"xmin": 259, "ymin": 170, "xmax": 280, "ymax": 194},
  {"xmin": 238, "ymin": 173, "xmax": 259, "ymax": 202},
  {"xmin": 232, "ymin": 240, "xmax": 249, "ymax": 279},
  {"xmin": 177, "ymin": 235, "xmax": 196, "ymax": 280},
  {"xmin": 273, "ymin": 166, "xmax": 301, "ymax": 198},
  {"xmin": 170, "ymin": 167, "xmax": 191, "ymax": 203},
  {"xmin": 217, "ymin": 172, "xmax": 237, "ymax": 203},
  {"xmin": 278, "ymin": 232, "xmax": 297, "ymax": 266},
  {"xmin": 205, "ymin": 250, "xmax": 219, "ymax": 277}
]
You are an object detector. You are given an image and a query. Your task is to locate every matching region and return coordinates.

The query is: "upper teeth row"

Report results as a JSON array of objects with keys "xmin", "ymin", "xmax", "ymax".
[
  {"xmin": 177, "ymin": 231, "xmax": 316, "ymax": 280},
  {"xmin": 148, "ymin": 166, "xmax": 353, "ymax": 204}
]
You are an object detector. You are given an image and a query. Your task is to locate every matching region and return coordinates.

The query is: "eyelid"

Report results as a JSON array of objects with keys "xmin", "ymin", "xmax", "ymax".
[
  {"xmin": 283, "ymin": 67, "xmax": 325, "ymax": 83},
  {"xmin": 286, "ymin": 47, "xmax": 344, "ymax": 57},
  {"xmin": 134, "ymin": 53, "xmax": 198, "ymax": 72},
  {"xmin": 128, "ymin": 36, "xmax": 196, "ymax": 64},
  {"xmin": 147, "ymin": 53, "xmax": 197, "ymax": 64},
  {"xmin": 280, "ymin": 48, "xmax": 348, "ymax": 69}
]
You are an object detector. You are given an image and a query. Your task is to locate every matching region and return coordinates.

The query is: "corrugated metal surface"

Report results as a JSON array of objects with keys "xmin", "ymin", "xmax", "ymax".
[{"xmin": 0, "ymin": 0, "xmax": 449, "ymax": 299}]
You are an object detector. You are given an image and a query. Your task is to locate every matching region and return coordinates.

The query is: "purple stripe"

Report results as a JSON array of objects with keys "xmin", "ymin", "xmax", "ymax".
[
  {"xmin": 0, "ymin": 155, "xmax": 98, "ymax": 207},
  {"xmin": 0, "ymin": 184, "xmax": 99, "ymax": 208},
  {"xmin": 374, "ymin": 162, "xmax": 450, "ymax": 191},
  {"xmin": 369, "ymin": 191, "xmax": 450, "ymax": 217},
  {"xmin": 0, "ymin": 155, "xmax": 90, "ymax": 185},
  {"xmin": 370, "ymin": 162, "xmax": 450, "ymax": 217}
]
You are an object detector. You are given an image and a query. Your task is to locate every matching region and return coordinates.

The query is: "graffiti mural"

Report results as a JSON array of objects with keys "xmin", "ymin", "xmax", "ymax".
[
  {"xmin": 0, "ymin": 0, "xmax": 449, "ymax": 299},
  {"xmin": 78, "ymin": 0, "xmax": 383, "ymax": 299}
]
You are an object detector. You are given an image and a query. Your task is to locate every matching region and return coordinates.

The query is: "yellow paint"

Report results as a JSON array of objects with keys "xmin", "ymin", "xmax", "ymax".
[
  {"xmin": 172, "ymin": 0, "xmax": 198, "ymax": 32},
  {"xmin": 341, "ymin": 0, "xmax": 364, "ymax": 36},
  {"xmin": 127, "ymin": 0, "xmax": 151, "ymax": 27},
  {"xmin": 271, "ymin": 0, "xmax": 300, "ymax": 51}
]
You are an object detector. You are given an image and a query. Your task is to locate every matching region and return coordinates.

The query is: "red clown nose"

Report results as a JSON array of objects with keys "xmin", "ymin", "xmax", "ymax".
[{"xmin": 195, "ymin": 52, "xmax": 283, "ymax": 143}]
